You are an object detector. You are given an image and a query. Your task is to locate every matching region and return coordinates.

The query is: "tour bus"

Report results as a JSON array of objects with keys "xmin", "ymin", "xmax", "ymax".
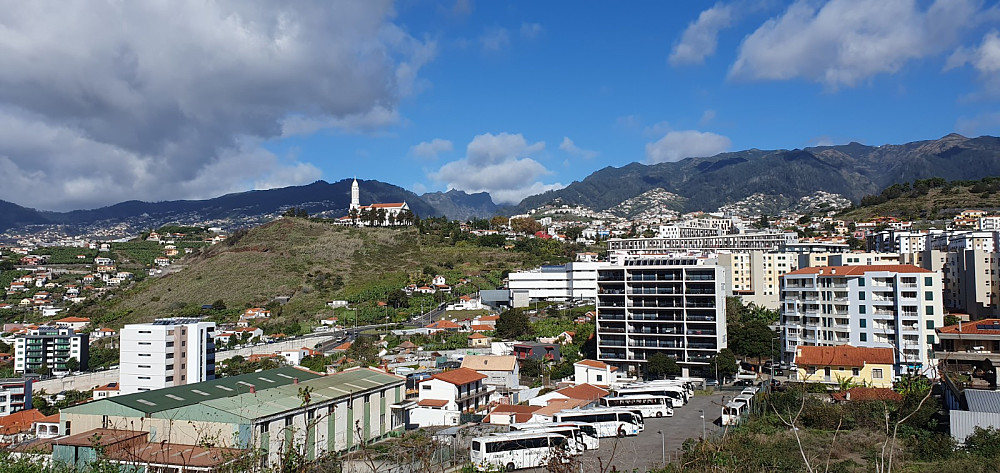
[
  {"xmin": 733, "ymin": 393, "xmax": 754, "ymax": 411},
  {"xmin": 509, "ymin": 422, "xmax": 600, "ymax": 451},
  {"xmin": 721, "ymin": 400, "xmax": 746, "ymax": 426},
  {"xmin": 614, "ymin": 385, "xmax": 687, "ymax": 407},
  {"xmin": 470, "ymin": 431, "xmax": 580, "ymax": 471},
  {"xmin": 553, "ymin": 408, "xmax": 644, "ymax": 438},
  {"xmin": 620, "ymin": 379, "xmax": 693, "ymax": 400},
  {"xmin": 599, "ymin": 394, "xmax": 675, "ymax": 418}
]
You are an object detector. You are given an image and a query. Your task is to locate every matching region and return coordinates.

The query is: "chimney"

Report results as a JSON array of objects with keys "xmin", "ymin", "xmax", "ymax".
[
  {"xmin": 959, "ymin": 320, "xmax": 963, "ymax": 332},
  {"xmin": 250, "ymin": 386, "xmax": 256, "ymax": 394},
  {"xmin": 293, "ymin": 377, "xmax": 299, "ymax": 384}
]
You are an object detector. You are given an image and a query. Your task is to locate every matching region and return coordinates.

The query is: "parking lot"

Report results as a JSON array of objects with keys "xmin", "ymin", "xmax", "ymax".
[{"xmin": 523, "ymin": 390, "xmax": 730, "ymax": 472}]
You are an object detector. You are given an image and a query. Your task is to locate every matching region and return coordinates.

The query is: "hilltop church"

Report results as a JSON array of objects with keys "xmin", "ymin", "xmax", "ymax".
[{"xmin": 337, "ymin": 178, "xmax": 413, "ymax": 226}]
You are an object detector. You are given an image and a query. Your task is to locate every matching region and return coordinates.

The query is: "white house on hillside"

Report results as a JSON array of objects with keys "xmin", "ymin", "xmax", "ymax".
[{"xmin": 574, "ymin": 359, "xmax": 621, "ymax": 387}]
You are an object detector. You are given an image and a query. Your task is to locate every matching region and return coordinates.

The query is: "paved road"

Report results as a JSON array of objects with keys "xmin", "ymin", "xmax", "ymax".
[{"xmin": 523, "ymin": 391, "xmax": 731, "ymax": 472}]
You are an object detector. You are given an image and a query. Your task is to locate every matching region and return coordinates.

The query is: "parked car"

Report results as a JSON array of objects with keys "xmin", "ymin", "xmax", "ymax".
[{"xmin": 733, "ymin": 379, "xmax": 758, "ymax": 387}]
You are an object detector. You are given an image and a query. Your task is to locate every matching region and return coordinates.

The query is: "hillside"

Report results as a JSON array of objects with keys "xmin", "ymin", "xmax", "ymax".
[
  {"xmin": 71, "ymin": 218, "xmax": 550, "ymax": 329},
  {"xmin": 514, "ymin": 134, "xmax": 1000, "ymax": 213},
  {"xmin": 419, "ymin": 189, "xmax": 498, "ymax": 221},
  {"xmin": 839, "ymin": 178, "xmax": 1000, "ymax": 221}
]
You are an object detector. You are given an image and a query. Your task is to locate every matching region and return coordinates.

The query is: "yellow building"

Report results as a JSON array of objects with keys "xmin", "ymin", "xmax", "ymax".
[{"xmin": 794, "ymin": 345, "xmax": 895, "ymax": 388}]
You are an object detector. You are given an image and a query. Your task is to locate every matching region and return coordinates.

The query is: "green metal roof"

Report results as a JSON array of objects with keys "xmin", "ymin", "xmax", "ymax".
[
  {"xmin": 106, "ymin": 367, "xmax": 322, "ymax": 415},
  {"xmin": 193, "ymin": 368, "xmax": 404, "ymax": 421}
]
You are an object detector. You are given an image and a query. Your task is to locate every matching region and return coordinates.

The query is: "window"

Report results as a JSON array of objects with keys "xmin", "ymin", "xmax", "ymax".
[
  {"xmin": 925, "ymin": 291, "xmax": 933, "ymax": 301},
  {"xmin": 859, "ymin": 306, "xmax": 866, "ymax": 314},
  {"xmin": 926, "ymin": 306, "xmax": 934, "ymax": 316},
  {"xmin": 138, "ymin": 376, "xmax": 150, "ymax": 380},
  {"xmin": 138, "ymin": 365, "xmax": 151, "ymax": 368},
  {"xmin": 860, "ymin": 333, "xmax": 867, "ymax": 342},
  {"xmin": 138, "ymin": 342, "xmax": 151, "ymax": 345},
  {"xmin": 872, "ymin": 368, "xmax": 883, "ymax": 379},
  {"xmin": 139, "ymin": 353, "xmax": 150, "ymax": 357},
  {"xmin": 596, "ymin": 374, "xmax": 603, "ymax": 382},
  {"xmin": 924, "ymin": 277, "xmax": 933, "ymax": 286},
  {"xmin": 927, "ymin": 335, "xmax": 935, "ymax": 344},
  {"xmin": 860, "ymin": 319, "xmax": 866, "ymax": 328},
  {"xmin": 852, "ymin": 368, "xmax": 860, "ymax": 376},
  {"xmin": 926, "ymin": 320, "xmax": 934, "ymax": 329},
  {"xmin": 859, "ymin": 279, "xmax": 865, "ymax": 287},
  {"xmin": 421, "ymin": 384, "xmax": 431, "ymax": 390}
]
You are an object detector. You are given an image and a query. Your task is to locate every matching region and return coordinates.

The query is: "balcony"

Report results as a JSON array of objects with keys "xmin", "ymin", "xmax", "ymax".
[
  {"xmin": 686, "ymin": 329, "xmax": 716, "ymax": 336},
  {"xmin": 599, "ymin": 340, "xmax": 626, "ymax": 347},
  {"xmin": 598, "ymin": 313, "xmax": 625, "ymax": 321},
  {"xmin": 456, "ymin": 387, "xmax": 491, "ymax": 403}
]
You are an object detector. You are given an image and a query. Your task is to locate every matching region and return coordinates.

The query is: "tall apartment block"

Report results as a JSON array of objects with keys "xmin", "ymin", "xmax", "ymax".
[
  {"xmin": 120, "ymin": 318, "xmax": 216, "ymax": 394},
  {"xmin": 780, "ymin": 264, "xmax": 943, "ymax": 376},
  {"xmin": 596, "ymin": 257, "xmax": 727, "ymax": 377},
  {"xmin": 14, "ymin": 327, "xmax": 89, "ymax": 373}
]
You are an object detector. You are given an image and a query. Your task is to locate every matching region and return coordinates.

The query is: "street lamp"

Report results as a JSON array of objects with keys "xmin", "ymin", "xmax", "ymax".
[
  {"xmin": 657, "ymin": 430, "xmax": 665, "ymax": 465},
  {"xmin": 699, "ymin": 409, "xmax": 706, "ymax": 439},
  {"xmin": 770, "ymin": 335, "xmax": 780, "ymax": 387}
]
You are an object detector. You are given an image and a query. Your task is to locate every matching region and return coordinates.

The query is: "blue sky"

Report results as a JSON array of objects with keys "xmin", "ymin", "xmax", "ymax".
[{"xmin": 0, "ymin": 1, "xmax": 998, "ymax": 210}]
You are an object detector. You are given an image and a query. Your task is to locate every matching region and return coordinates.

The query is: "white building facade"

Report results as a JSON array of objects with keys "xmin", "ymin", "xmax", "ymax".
[
  {"xmin": 119, "ymin": 318, "xmax": 216, "ymax": 394},
  {"xmin": 780, "ymin": 265, "xmax": 944, "ymax": 376},
  {"xmin": 14, "ymin": 327, "xmax": 88, "ymax": 373},
  {"xmin": 595, "ymin": 257, "xmax": 727, "ymax": 377},
  {"xmin": 508, "ymin": 262, "xmax": 601, "ymax": 307}
]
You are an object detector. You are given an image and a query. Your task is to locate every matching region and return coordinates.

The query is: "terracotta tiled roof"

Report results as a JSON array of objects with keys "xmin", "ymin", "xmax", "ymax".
[
  {"xmin": 533, "ymin": 398, "xmax": 591, "ymax": 417},
  {"xmin": 0, "ymin": 409, "xmax": 46, "ymax": 435},
  {"xmin": 332, "ymin": 341, "xmax": 353, "ymax": 351},
  {"xmin": 93, "ymin": 382, "xmax": 119, "ymax": 391},
  {"xmin": 794, "ymin": 345, "xmax": 894, "ymax": 367},
  {"xmin": 431, "ymin": 367, "xmax": 487, "ymax": 386},
  {"xmin": 575, "ymin": 359, "xmax": 618, "ymax": 372},
  {"xmin": 937, "ymin": 319, "xmax": 1000, "ymax": 335},
  {"xmin": 831, "ymin": 387, "xmax": 903, "ymax": 402},
  {"xmin": 470, "ymin": 324, "xmax": 492, "ymax": 332},
  {"xmin": 426, "ymin": 320, "xmax": 461, "ymax": 330},
  {"xmin": 417, "ymin": 399, "xmax": 449, "ymax": 407},
  {"xmin": 468, "ymin": 333, "xmax": 487, "ymax": 339},
  {"xmin": 784, "ymin": 264, "xmax": 931, "ymax": 276},
  {"xmin": 555, "ymin": 383, "xmax": 609, "ymax": 401},
  {"xmin": 479, "ymin": 315, "xmax": 499, "ymax": 322},
  {"xmin": 55, "ymin": 316, "xmax": 90, "ymax": 323},
  {"xmin": 461, "ymin": 355, "xmax": 516, "ymax": 371},
  {"xmin": 35, "ymin": 413, "xmax": 59, "ymax": 424},
  {"xmin": 489, "ymin": 404, "xmax": 540, "ymax": 423}
]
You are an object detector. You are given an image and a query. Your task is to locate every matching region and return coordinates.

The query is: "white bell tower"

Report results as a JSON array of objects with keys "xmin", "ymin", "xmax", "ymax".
[{"xmin": 350, "ymin": 178, "xmax": 360, "ymax": 210}]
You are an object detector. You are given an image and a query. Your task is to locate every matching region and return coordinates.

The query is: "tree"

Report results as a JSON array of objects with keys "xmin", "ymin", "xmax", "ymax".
[
  {"xmin": 729, "ymin": 320, "xmax": 779, "ymax": 362},
  {"xmin": 563, "ymin": 226, "xmax": 584, "ymax": 242},
  {"xmin": 65, "ymin": 357, "xmax": 80, "ymax": 372},
  {"xmin": 490, "ymin": 215, "xmax": 508, "ymax": 229},
  {"xmin": 944, "ymin": 314, "xmax": 961, "ymax": 327},
  {"xmin": 35, "ymin": 363, "xmax": 51, "ymax": 376},
  {"xmin": 495, "ymin": 308, "xmax": 533, "ymax": 340},
  {"xmin": 510, "ymin": 217, "xmax": 542, "ymax": 235},
  {"xmin": 211, "ymin": 298, "xmax": 227, "ymax": 311},
  {"xmin": 346, "ymin": 336, "xmax": 382, "ymax": 366},
  {"xmin": 712, "ymin": 348, "xmax": 739, "ymax": 382},
  {"xmin": 386, "ymin": 289, "xmax": 409, "ymax": 308},
  {"xmin": 299, "ymin": 354, "xmax": 331, "ymax": 373},
  {"xmin": 646, "ymin": 353, "xmax": 680, "ymax": 379}
]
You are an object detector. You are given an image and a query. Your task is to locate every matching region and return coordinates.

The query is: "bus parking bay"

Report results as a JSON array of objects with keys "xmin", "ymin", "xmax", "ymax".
[{"xmin": 520, "ymin": 390, "xmax": 728, "ymax": 473}]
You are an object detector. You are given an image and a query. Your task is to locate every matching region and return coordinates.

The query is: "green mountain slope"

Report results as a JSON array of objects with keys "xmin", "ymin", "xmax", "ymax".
[{"xmin": 515, "ymin": 134, "xmax": 1000, "ymax": 213}]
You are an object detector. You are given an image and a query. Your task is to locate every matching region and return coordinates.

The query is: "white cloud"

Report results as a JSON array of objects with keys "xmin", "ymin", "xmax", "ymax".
[
  {"xmin": 521, "ymin": 22, "xmax": 544, "ymax": 39},
  {"xmin": 559, "ymin": 137, "xmax": 598, "ymax": 159},
  {"xmin": 645, "ymin": 130, "xmax": 732, "ymax": 164},
  {"xmin": 699, "ymin": 109, "xmax": 717, "ymax": 126},
  {"xmin": 956, "ymin": 111, "xmax": 1000, "ymax": 136},
  {"xmin": 669, "ymin": 3, "xmax": 735, "ymax": 66},
  {"xmin": 947, "ymin": 29, "xmax": 1000, "ymax": 96},
  {"xmin": 430, "ymin": 132, "xmax": 561, "ymax": 204},
  {"xmin": 730, "ymin": 0, "xmax": 985, "ymax": 88},
  {"xmin": 0, "ymin": 1, "xmax": 433, "ymax": 210},
  {"xmin": 481, "ymin": 27, "xmax": 510, "ymax": 52},
  {"xmin": 410, "ymin": 138, "xmax": 454, "ymax": 159}
]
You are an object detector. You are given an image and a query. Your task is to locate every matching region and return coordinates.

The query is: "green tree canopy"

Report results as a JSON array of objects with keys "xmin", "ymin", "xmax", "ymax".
[
  {"xmin": 646, "ymin": 353, "xmax": 681, "ymax": 379},
  {"xmin": 495, "ymin": 309, "xmax": 533, "ymax": 340},
  {"xmin": 712, "ymin": 348, "xmax": 739, "ymax": 381}
]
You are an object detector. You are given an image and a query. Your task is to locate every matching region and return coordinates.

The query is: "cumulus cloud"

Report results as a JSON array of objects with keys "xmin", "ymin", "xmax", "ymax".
[
  {"xmin": 481, "ymin": 27, "xmax": 511, "ymax": 51},
  {"xmin": 730, "ymin": 0, "xmax": 985, "ymax": 88},
  {"xmin": 410, "ymin": 138, "xmax": 454, "ymax": 159},
  {"xmin": 947, "ymin": 29, "xmax": 1000, "ymax": 96},
  {"xmin": 669, "ymin": 2, "xmax": 735, "ymax": 66},
  {"xmin": 645, "ymin": 130, "xmax": 732, "ymax": 164},
  {"xmin": 559, "ymin": 137, "xmax": 598, "ymax": 159},
  {"xmin": 0, "ymin": 1, "xmax": 433, "ymax": 210},
  {"xmin": 521, "ymin": 23, "xmax": 544, "ymax": 39},
  {"xmin": 431, "ymin": 132, "xmax": 562, "ymax": 204}
]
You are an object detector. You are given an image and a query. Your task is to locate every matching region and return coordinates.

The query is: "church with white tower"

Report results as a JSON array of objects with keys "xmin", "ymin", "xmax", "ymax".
[{"xmin": 338, "ymin": 178, "xmax": 413, "ymax": 226}]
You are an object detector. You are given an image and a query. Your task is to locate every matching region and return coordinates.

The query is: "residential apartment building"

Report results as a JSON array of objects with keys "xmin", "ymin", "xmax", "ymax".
[
  {"xmin": 119, "ymin": 318, "xmax": 215, "ymax": 394},
  {"xmin": 0, "ymin": 378, "xmax": 32, "ymax": 415},
  {"xmin": 411, "ymin": 368, "xmax": 491, "ymax": 427},
  {"xmin": 13, "ymin": 327, "xmax": 88, "ymax": 373},
  {"xmin": 718, "ymin": 250, "xmax": 797, "ymax": 309},
  {"xmin": 903, "ymin": 248, "xmax": 1000, "ymax": 318},
  {"xmin": 607, "ymin": 231, "xmax": 796, "ymax": 256},
  {"xmin": 596, "ymin": 257, "xmax": 727, "ymax": 377},
  {"xmin": 507, "ymin": 261, "xmax": 600, "ymax": 307},
  {"xmin": 780, "ymin": 265, "xmax": 944, "ymax": 376},
  {"xmin": 61, "ymin": 367, "xmax": 405, "ymax": 467}
]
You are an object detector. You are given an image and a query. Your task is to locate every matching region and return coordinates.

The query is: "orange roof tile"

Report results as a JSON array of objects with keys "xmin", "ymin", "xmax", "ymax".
[
  {"xmin": 937, "ymin": 319, "xmax": 1000, "ymax": 335},
  {"xmin": 470, "ymin": 324, "xmax": 492, "ymax": 332},
  {"xmin": 784, "ymin": 264, "xmax": 931, "ymax": 276},
  {"xmin": 35, "ymin": 413, "xmax": 59, "ymax": 424},
  {"xmin": 426, "ymin": 320, "xmax": 461, "ymax": 329},
  {"xmin": 794, "ymin": 345, "xmax": 894, "ymax": 367},
  {"xmin": 0, "ymin": 409, "xmax": 46, "ymax": 435},
  {"xmin": 488, "ymin": 404, "xmax": 540, "ymax": 423},
  {"xmin": 93, "ymin": 382, "xmax": 119, "ymax": 392},
  {"xmin": 430, "ymin": 367, "xmax": 487, "ymax": 386},
  {"xmin": 417, "ymin": 399, "xmax": 449, "ymax": 407},
  {"xmin": 468, "ymin": 333, "xmax": 487, "ymax": 339},
  {"xmin": 332, "ymin": 341, "xmax": 353, "ymax": 351},
  {"xmin": 532, "ymin": 398, "xmax": 592, "ymax": 417},
  {"xmin": 555, "ymin": 383, "xmax": 609, "ymax": 401},
  {"xmin": 575, "ymin": 359, "xmax": 618, "ymax": 372},
  {"xmin": 55, "ymin": 316, "xmax": 90, "ymax": 323}
]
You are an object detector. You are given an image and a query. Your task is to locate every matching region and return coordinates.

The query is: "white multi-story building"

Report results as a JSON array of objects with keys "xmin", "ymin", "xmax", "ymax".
[
  {"xmin": 780, "ymin": 264, "xmax": 943, "ymax": 376},
  {"xmin": 13, "ymin": 327, "xmax": 88, "ymax": 374},
  {"xmin": 119, "ymin": 318, "xmax": 216, "ymax": 394},
  {"xmin": 979, "ymin": 216, "xmax": 1000, "ymax": 231},
  {"xmin": 718, "ymin": 251, "xmax": 798, "ymax": 309},
  {"xmin": 595, "ymin": 256, "xmax": 727, "ymax": 377},
  {"xmin": 507, "ymin": 261, "xmax": 601, "ymax": 307}
]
